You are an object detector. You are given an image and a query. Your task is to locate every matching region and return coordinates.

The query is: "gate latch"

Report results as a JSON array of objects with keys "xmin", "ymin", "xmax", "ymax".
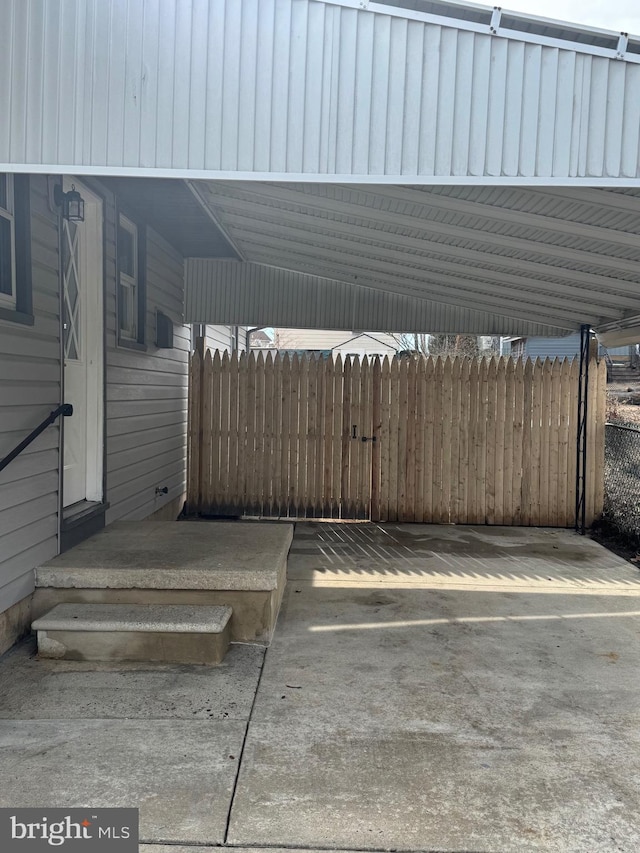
[{"xmin": 352, "ymin": 425, "xmax": 376, "ymax": 442}]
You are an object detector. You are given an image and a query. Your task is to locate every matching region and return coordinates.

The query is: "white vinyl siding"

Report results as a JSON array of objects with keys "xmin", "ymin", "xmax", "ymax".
[
  {"xmin": 522, "ymin": 334, "xmax": 581, "ymax": 360},
  {"xmin": 0, "ymin": 175, "xmax": 197, "ymax": 618},
  {"xmin": 521, "ymin": 335, "xmax": 634, "ymax": 361},
  {"xmin": 0, "ymin": 176, "xmax": 61, "ymax": 613},
  {"xmin": 106, "ymin": 196, "xmax": 190, "ymax": 523},
  {"xmin": 204, "ymin": 325, "xmax": 246, "ymax": 353}
]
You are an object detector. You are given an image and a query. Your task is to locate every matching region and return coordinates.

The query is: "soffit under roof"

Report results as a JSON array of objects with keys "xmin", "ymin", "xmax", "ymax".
[{"xmin": 192, "ymin": 180, "xmax": 640, "ymax": 335}]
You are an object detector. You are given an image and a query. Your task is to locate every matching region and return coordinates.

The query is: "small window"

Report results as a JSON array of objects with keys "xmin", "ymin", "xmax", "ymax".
[
  {"xmin": 0, "ymin": 175, "xmax": 16, "ymax": 308},
  {"xmin": 512, "ymin": 340, "xmax": 525, "ymax": 358},
  {"xmin": 117, "ymin": 213, "xmax": 146, "ymax": 347},
  {"xmin": 0, "ymin": 173, "xmax": 32, "ymax": 325}
]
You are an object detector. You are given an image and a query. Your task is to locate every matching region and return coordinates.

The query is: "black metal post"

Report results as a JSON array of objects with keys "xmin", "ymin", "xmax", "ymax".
[{"xmin": 575, "ymin": 325, "xmax": 590, "ymax": 533}]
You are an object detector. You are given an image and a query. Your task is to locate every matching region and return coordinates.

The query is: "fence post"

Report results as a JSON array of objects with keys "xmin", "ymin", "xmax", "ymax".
[
  {"xmin": 199, "ymin": 349, "xmax": 213, "ymax": 514},
  {"xmin": 186, "ymin": 341, "xmax": 205, "ymax": 515}
]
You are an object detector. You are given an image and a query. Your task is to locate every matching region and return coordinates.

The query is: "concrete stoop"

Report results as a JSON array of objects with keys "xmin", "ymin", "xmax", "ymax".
[
  {"xmin": 32, "ymin": 603, "xmax": 232, "ymax": 664},
  {"xmin": 31, "ymin": 520, "xmax": 293, "ymax": 663}
]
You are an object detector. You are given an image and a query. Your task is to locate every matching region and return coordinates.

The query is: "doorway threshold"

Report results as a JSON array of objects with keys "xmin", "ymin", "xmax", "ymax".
[{"xmin": 61, "ymin": 500, "xmax": 109, "ymax": 553}]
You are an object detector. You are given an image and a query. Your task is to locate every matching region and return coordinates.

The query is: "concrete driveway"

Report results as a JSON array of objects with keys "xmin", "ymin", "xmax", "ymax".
[{"xmin": 2, "ymin": 522, "xmax": 640, "ymax": 852}]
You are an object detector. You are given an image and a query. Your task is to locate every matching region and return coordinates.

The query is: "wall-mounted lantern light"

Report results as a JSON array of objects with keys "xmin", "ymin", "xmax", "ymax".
[{"xmin": 54, "ymin": 183, "xmax": 85, "ymax": 222}]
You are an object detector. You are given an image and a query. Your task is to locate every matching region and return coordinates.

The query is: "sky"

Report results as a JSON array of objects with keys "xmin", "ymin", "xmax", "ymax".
[{"xmin": 497, "ymin": 0, "xmax": 640, "ymax": 34}]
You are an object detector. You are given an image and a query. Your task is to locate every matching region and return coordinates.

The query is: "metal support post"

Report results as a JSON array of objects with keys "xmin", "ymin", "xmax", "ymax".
[{"xmin": 575, "ymin": 324, "xmax": 590, "ymax": 534}]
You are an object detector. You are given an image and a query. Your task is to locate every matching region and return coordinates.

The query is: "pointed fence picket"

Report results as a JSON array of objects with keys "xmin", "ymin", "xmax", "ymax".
[{"xmin": 186, "ymin": 351, "xmax": 605, "ymax": 526}]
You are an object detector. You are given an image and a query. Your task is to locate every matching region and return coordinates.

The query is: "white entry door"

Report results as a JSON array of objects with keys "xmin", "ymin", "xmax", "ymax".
[{"xmin": 62, "ymin": 179, "xmax": 104, "ymax": 508}]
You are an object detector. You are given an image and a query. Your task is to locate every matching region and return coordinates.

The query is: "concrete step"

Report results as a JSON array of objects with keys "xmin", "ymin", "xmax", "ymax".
[
  {"xmin": 32, "ymin": 603, "xmax": 232, "ymax": 664},
  {"xmin": 33, "ymin": 521, "xmax": 293, "ymax": 644},
  {"xmin": 609, "ymin": 366, "xmax": 639, "ymax": 378}
]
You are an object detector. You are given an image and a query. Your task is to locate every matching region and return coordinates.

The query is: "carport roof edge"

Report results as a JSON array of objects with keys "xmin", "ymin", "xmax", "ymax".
[
  {"xmin": 2, "ymin": 0, "xmax": 640, "ymax": 182},
  {"xmin": 5, "ymin": 0, "xmax": 640, "ymax": 340},
  {"xmin": 3, "ymin": 167, "xmax": 640, "ymax": 188},
  {"xmin": 338, "ymin": 0, "xmax": 640, "ymax": 58}
]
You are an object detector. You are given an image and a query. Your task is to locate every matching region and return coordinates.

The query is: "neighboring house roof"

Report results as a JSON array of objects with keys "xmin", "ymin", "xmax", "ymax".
[
  {"xmin": 250, "ymin": 330, "xmax": 274, "ymax": 346},
  {"xmin": 273, "ymin": 329, "xmax": 400, "ymax": 354},
  {"xmin": 330, "ymin": 332, "xmax": 400, "ymax": 353},
  {"xmin": 274, "ymin": 329, "xmax": 355, "ymax": 351}
]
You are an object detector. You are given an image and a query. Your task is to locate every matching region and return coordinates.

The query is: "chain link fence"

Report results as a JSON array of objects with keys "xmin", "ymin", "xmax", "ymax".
[{"xmin": 604, "ymin": 422, "xmax": 640, "ymax": 541}]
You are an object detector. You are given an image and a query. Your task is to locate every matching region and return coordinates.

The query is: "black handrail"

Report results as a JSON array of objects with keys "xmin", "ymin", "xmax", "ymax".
[{"xmin": 0, "ymin": 404, "xmax": 73, "ymax": 474}]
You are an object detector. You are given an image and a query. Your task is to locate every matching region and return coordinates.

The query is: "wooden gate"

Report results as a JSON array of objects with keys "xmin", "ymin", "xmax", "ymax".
[{"xmin": 187, "ymin": 349, "xmax": 605, "ymax": 526}]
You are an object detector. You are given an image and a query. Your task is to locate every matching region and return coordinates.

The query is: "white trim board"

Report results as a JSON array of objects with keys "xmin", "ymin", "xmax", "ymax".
[{"xmin": 2, "ymin": 166, "xmax": 640, "ymax": 187}]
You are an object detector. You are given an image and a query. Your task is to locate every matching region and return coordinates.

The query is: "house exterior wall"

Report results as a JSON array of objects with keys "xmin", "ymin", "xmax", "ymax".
[
  {"xmin": 0, "ymin": 175, "xmax": 242, "ymax": 633},
  {"xmin": 0, "ymin": 175, "xmax": 61, "ymax": 615},
  {"xmin": 203, "ymin": 325, "xmax": 247, "ymax": 353},
  {"xmin": 509, "ymin": 334, "xmax": 633, "ymax": 360},
  {"xmin": 104, "ymin": 190, "xmax": 191, "ymax": 524},
  {"xmin": 522, "ymin": 333, "xmax": 582, "ymax": 360},
  {"xmin": 2, "ymin": 0, "xmax": 640, "ymax": 182}
]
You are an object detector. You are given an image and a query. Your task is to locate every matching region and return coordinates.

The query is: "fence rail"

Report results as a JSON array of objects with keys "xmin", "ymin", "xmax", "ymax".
[{"xmin": 187, "ymin": 350, "xmax": 606, "ymax": 526}]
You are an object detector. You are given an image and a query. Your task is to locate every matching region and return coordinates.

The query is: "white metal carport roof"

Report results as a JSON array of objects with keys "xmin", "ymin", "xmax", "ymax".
[{"xmin": 3, "ymin": 0, "xmax": 640, "ymax": 341}]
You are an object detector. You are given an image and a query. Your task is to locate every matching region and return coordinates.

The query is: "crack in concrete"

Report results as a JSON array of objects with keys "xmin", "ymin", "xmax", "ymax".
[{"xmin": 223, "ymin": 648, "xmax": 269, "ymax": 844}]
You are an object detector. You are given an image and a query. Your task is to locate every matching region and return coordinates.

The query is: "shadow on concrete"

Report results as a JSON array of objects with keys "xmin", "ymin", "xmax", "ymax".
[{"xmin": 289, "ymin": 521, "xmax": 640, "ymax": 591}]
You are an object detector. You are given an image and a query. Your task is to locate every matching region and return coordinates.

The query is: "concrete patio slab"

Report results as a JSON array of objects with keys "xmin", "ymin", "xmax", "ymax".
[
  {"xmin": 245, "ymin": 586, "xmax": 640, "ymax": 733},
  {"xmin": 288, "ymin": 523, "xmax": 640, "ymax": 593},
  {"xmin": 0, "ymin": 639, "xmax": 264, "ymax": 720},
  {"xmin": 139, "ymin": 849, "xmax": 357, "ymax": 853},
  {"xmin": 228, "ymin": 522, "xmax": 640, "ymax": 853},
  {"xmin": 0, "ymin": 719, "xmax": 245, "ymax": 844},
  {"xmin": 230, "ymin": 720, "xmax": 639, "ymax": 852},
  {"xmin": 4, "ymin": 521, "xmax": 640, "ymax": 852}
]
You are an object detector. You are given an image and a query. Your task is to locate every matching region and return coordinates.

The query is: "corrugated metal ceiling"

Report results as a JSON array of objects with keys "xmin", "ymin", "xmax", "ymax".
[
  {"xmin": 191, "ymin": 181, "xmax": 640, "ymax": 335},
  {"xmin": 185, "ymin": 257, "xmax": 574, "ymax": 336}
]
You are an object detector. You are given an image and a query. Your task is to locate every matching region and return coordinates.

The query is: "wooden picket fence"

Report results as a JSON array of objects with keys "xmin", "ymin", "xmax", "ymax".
[{"xmin": 186, "ymin": 350, "xmax": 606, "ymax": 526}]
